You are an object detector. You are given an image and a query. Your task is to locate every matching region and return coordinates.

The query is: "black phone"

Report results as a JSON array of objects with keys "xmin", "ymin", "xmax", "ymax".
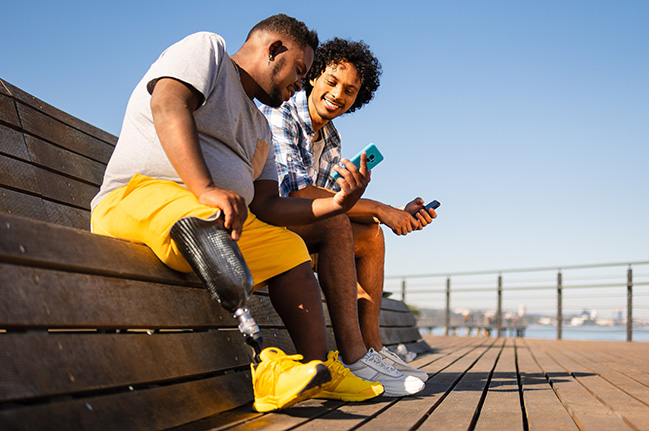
[{"xmin": 425, "ymin": 200, "xmax": 441, "ymax": 211}]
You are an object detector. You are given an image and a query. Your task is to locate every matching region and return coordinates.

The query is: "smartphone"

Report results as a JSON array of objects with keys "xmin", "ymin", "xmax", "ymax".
[
  {"xmin": 425, "ymin": 200, "xmax": 441, "ymax": 211},
  {"xmin": 331, "ymin": 143, "xmax": 384, "ymax": 180}
]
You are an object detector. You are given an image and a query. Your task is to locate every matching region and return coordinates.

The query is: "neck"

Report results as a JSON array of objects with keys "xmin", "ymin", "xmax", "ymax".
[
  {"xmin": 230, "ymin": 54, "xmax": 258, "ymax": 101},
  {"xmin": 307, "ymin": 96, "xmax": 329, "ymax": 134}
]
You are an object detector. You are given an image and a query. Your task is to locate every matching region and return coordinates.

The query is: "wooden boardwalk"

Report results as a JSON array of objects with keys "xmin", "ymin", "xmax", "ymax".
[{"xmin": 177, "ymin": 335, "xmax": 649, "ymax": 431}]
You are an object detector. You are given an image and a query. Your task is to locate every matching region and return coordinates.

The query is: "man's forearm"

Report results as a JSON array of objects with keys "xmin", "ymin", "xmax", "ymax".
[{"xmin": 291, "ymin": 184, "xmax": 386, "ymax": 220}]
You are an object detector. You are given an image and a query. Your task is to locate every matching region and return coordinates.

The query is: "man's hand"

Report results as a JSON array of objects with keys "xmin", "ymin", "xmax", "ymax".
[
  {"xmin": 196, "ymin": 186, "xmax": 248, "ymax": 241},
  {"xmin": 332, "ymin": 153, "xmax": 370, "ymax": 212},
  {"xmin": 404, "ymin": 197, "xmax": 437, "ymax": 227},
  {"xmin": 377, "ymin": 205, "xmax": 421, "ymax": 236},
  {"xmin": 376, "ymin": 197, "xmax": 437, "ymax": 236}
]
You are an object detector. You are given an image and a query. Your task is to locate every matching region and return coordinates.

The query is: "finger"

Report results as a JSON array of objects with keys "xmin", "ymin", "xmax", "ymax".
[
  {"xmin": 428, "ymin": 208, "xmax": 438, "ymax": 219},
  {"xmin": 358, "ymin": 152, "xmax": 368, "ymax": 176},
  {"xmin": 336, "ymin": 160, "xmax": 356, "ymax": 183},
  {"xmin": 418, "ymin": 209, "xmax": 433, "ymax": 224}
]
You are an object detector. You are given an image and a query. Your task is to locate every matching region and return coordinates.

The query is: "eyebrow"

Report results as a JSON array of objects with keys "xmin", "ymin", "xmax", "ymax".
[{"xmin": 325, "ymin": 71, "xmax": 360, "ymax": 91}]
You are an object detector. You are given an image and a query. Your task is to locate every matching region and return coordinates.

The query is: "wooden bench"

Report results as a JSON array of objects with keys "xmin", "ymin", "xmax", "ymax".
[{"xmin": 0, "ymin": 78, "xmax": 429, "ymax": 430}]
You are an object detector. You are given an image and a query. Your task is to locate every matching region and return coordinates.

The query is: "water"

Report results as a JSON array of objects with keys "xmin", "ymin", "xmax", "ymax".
[
  {"xmin": 424, "ymin": 325, "xmax": 649, "ymax": 342},
  {"xmin": 524, "ymin": 325, "xmax": 649, "ymax": 342}
]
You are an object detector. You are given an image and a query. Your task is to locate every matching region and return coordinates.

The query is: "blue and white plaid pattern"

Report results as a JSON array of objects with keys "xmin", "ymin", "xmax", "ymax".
[{"xmin": 260, "ymin": 91, "xmax": 341, "ymax": 197}]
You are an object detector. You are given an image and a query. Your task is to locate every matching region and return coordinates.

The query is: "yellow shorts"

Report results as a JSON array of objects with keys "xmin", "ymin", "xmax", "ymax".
[{"xmin": 91, "ymin": 174, "xmax": 310, "ymax": 287}]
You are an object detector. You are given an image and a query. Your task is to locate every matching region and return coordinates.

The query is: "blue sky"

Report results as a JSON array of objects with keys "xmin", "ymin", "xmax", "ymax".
[{"xmin": 4, "ymin": 1, "xmax": 648, "ymax": 288}]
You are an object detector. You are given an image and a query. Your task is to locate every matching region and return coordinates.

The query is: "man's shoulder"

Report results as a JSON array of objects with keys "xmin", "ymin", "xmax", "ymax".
[{"xmin": 173, "ymin": 32, "xmax": 227, "ymax": 52}]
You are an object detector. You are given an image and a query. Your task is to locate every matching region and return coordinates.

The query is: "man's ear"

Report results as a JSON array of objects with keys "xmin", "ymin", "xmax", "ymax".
[{"xmin": 268, "ymin": 40, "xmax": 288, "ymax": 60}]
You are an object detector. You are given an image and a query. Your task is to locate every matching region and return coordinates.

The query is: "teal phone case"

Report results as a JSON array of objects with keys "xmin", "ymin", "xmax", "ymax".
[{"xmin": 331, "ymin": 143, "xmax": 384, "ymax": 180}]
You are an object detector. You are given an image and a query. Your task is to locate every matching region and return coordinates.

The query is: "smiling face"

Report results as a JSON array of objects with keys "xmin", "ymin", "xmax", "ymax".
[
  {"xmin": 307, "ymin": 61, "xmax": 361, "ymax": 131},
  {"xmin": 263, "ymin": 41, "xmax": 314, "ymax": 108}
]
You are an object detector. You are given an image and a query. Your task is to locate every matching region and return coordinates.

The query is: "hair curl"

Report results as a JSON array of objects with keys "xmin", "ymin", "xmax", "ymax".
[
  {"xmin": 304, "ymin": 38, "xmax": 382, "ymax": 114},
  {"xmin": 248, "ymin": 14, "xmax": 319, "ymax": 52}
]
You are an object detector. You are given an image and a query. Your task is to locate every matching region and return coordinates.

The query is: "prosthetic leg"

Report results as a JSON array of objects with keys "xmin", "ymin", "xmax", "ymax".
[{"xmin": 169, "ymin": 214, "xmax": 263, "ymax": 362}]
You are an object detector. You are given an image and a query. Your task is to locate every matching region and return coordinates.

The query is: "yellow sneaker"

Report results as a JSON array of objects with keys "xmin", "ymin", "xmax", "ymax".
[
  {"xmin": 315, "ymin": 351, "xmax": 384, "ymax": 401},
  {"xmin": 251, "ymin": 347, "xmax": 332, "ymax": 412}
]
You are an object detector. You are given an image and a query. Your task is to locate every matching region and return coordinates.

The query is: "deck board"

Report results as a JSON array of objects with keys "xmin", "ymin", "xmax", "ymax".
[{"xmin": 175, "ymin": 335, "xmax": 649, "ymax": 431}]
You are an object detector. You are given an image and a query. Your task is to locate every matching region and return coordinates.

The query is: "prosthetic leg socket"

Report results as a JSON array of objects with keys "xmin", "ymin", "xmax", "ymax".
[{"xmin": 170, "ymin": 215, "xmax": 263, "ymax": 361}]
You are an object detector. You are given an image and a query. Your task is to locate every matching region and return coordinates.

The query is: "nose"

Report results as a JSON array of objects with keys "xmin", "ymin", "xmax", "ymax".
[
  {"xmin": 330, "ymin": 84, "xmax": 342, "ymax": 99},
  {"xmin": 294, "ymin": 79, "xmax": 303, "ymax": 92}
]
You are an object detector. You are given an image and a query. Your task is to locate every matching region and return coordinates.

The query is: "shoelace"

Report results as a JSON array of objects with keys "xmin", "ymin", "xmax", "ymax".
[
  {"xmin": 259, "ymin": 352, "xmax": 305, "ymax": 378},
  {"xmin": 328, "ymin": 352, "xmax": 351, "ymax": 377},
  {"xmin": 330, "ymin": 359, "xmax": 351, "ymax": 377},
  {"xmin": 366, "ymin": 348, "xmax": 400, "ymax": 375},
  {"xmin": 381, "ymin": 348, "xmax": 404, "ymax": 364}
]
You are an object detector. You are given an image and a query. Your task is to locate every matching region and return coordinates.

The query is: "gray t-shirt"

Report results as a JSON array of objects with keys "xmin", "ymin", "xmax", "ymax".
[{"xmin": 91, "ymin": 32, "xmax": 276, "ymax": 210}]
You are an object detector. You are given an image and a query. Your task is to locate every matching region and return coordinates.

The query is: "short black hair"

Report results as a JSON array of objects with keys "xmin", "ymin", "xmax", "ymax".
[
  {"xmin": 304, "ymin": 38, "xmax": 382, "ymax": 114},
  {"xmin": 248, "ymin": 14, "xmax": 319, "ymax": 53}
]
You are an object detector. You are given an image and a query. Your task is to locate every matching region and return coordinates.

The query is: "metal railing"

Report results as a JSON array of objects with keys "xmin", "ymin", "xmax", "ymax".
[{"xmin": 385, "ymin": 261, "xmax": 649, "ymax": 341}]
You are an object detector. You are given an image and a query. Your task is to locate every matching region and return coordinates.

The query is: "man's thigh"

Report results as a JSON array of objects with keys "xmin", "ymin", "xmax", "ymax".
[{"xmin": 92, "ymin": 174, "xmax": 310, "ymax": 283}]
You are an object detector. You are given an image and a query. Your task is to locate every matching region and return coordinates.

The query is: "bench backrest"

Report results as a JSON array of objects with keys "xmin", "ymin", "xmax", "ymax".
[{"xmin": 0, "ymin": 79, "xmax": 114, "ymax": 229}]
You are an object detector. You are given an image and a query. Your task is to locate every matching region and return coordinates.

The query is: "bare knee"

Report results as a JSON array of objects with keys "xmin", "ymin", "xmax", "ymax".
[
  {"xmin": 352, "ymin": 222, "xmax": 385, "ymax": 256},
  {"xmin": 290, "ymin": 214, "xmax": 353, "ymax": 251}
]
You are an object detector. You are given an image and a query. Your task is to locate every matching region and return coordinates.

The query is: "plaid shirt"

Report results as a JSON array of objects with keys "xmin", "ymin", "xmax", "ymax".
[{"xmin": 260, "ymin": 91, "xmax": 341, "ymax": 197}]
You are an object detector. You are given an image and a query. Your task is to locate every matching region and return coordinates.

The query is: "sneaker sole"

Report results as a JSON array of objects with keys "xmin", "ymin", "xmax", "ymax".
[
  {"xmin": 315, "ymin": 387, "xmax": 383, "ymax": 402},
  {"xmin": 254, "ymin": 363, "xmax": 331, "ymax": 412},
  {"xmin": 380, "ymin": 384, "xmax": 426, "ymax": 397}
]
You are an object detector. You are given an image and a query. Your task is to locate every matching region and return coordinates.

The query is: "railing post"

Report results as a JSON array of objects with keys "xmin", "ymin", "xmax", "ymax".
[
  {"xmin": 401, "ymin": 278, "xmax": 406, "ymax": 303},
  {"xmin": 497, "ymin": 274, "xmax": 503, "ymax": 337},
  {"xmin": 445, "ymin": 277, "xmax": 451, "ymax": 336},
  {"xmin": 627, "ymin": 266, "xmax": 633, "ymax": 342},
  {"xmin": 557, "ymin": 271, "xmax": 563, "ymax": 340}
]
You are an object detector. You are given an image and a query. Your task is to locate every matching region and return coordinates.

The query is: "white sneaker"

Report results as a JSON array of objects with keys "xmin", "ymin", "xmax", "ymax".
[
  {"xmin": 378, "ymin": 346, "xmax": 429, "ymax": 382},
  {"xmin": 343, "ymin": 348, "xmax": 425, "ymax": 397}
]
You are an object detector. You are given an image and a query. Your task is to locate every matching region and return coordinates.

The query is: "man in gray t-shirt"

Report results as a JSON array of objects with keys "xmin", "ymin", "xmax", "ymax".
[{"xmin": 90, "ymin": 15, "xmax": 385, "ymax": 411}]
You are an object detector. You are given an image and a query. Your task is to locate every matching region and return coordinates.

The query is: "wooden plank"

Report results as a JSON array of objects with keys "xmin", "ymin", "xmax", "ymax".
[
  {"xmin": 25, "ymin": 134, "xmax": 106, "ymax": 185},
  {"xmin": 380, "ymin": 297, "xmax": 410, "ymax": 312},
  {"xmin": 354, "ymin": 338, "xmax": 495, "ymax": 431},
  {"xmin": 0, "ymin": 93, "xmax": 20, "ymax": 128},
  {"xmin": 170, "ymin": 409, "xmax": 262, "ymax": 431},
  {"xmin": 474, "ymin": 338, "xmax": 525, "ymax": 431},
  {"xmin": 417, "ymin": 339, "xmax": 505, "ymax": 430},
  {"xmin": 0, "ymin": 187, "xmax": 48, "ymax": 222},
  {"xmin": 534, "ymin": 340, "xmax": 649, "ymax": 430},
  {"xmin": 43, "ymin": 199, "xmax": 90, "ymax": 229},
  {"xmin": 0, "ymin": 154, "xmax": 40, "ymax": 194},
  {"xmin": 379, "ymin": 308, "xmax": 417, "ymax": 327},
  {"xmin": 379, "ymin": 326, "xmax": 421, "ymax": 345},
  {"xmin": 0, "ymin": 331, "xmax": 251, "ymax": 403},
  {"xmin": 567, "ymin": 340, "xmax": 649, "ymax": 375},
  {"xmin": 33, "ymin": 165, "xmax": 99, "ymax": 209},
  {"xmin": 525, "ymin": 339, "xmax": 631, "ymax": 430},
  {"xmin": 517, "ymin": 340, "xmax": 579, "ymax": 430},
  {"xmin": 558, "ymin": 342, "xmax": 649, "ymax": 406},
  {"xmin": 257, "ymin": 398, "xmax": 378, "ymax": 431},
  {"xmin": 0, "ymin": 371, "xmax": 253, "ymax": 431},
  {"xmin": 17, "ymin": 101, "xmax": 114, "ymax": 163},
  {"xmin": 3, "ymin": 79, "xmax": 118, "ymax": 146},
  {"xmin": 0, "ymin": 213, "xmax": 196, "ymax": 285},
  {"xmin": 0, "ymin": 124, "xmax": 28, "ymax": 159},
  {"xmin": 0, "ymin": 264, "xmax": 235, "ymax": 329}
]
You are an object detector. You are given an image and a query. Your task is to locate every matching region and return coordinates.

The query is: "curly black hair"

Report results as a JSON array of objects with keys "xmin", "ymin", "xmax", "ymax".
[
  {"xmin": 304, "ymin": 38, "xmax": 382, "ymax": 114},
  {"xmin": 247, "ymin": 14, "xmax": 319, "ymax": 53}
]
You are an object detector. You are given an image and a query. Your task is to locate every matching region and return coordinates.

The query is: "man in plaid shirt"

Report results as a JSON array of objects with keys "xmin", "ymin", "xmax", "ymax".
[{"xmin": 261, "ymin": 38, "xmax": 437, "ymax": 393}]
